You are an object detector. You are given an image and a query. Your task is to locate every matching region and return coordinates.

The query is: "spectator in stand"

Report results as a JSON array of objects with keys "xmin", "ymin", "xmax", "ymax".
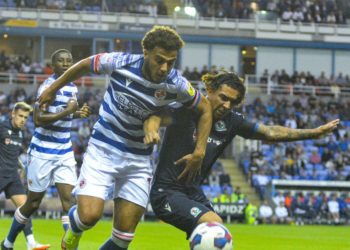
[
  {"xmin": 292, "ymin": 193, "xmax": 308, "ymax": 225},
  {"xmin": 181, "ymin": 66, "xmax": 192, "ymax": 80},
  {"xmin": 327, "ymin": 193, "xmax": 340, "ymax": 224},
  {"xmin": 190, "ymin": 67, "xmax": 201, "ymax": 81},
  {"xmin": 231, "ymin": 186, "xmax": 246, "ymax": 204},
  {"xmin": 317, "ymin": 71, "xmax": 329, "ymax": 86},
  {"xmin": 310, "ymin": 149, "xmax": 322, "ymax": 165},
  {"xmin": 259, "ymin": 199, "xmax": 275, "ymax": 224},
  {"xmin": 273, "ymin": 191, "xmax": 285, "ymax": 207},
  {"xmin": 275, "ymin": 201, "xmax": 291, "ymax": 224}
]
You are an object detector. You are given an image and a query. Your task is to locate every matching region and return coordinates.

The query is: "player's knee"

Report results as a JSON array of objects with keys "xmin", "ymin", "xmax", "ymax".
[
  {"xmin": 111, "ymin": 228, "xmax": 134, "ymax": 249},
  {"xmin": 79, "ymin": 209, "xmax": 103, "ymax": 226}
]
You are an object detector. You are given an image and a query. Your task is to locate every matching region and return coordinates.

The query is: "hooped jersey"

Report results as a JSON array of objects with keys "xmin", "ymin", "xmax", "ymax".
[
  {"xmin": 29, "ymin": 74, "xmax": 78, "ymax": 160},
  {"xmin": 89, "ymin": 52, "xmax": 200, "ymax": 160}
]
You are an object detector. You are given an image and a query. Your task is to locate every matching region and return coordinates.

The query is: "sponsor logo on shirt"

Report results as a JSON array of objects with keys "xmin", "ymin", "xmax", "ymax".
[
  {"xmin": 186, "ymin": 82, "xmax": 195, "ymax": 97},
  {"xmin": 4, "ymin": 138, "xmax": 22, "ymax": 146},
  {"xmin": 114, "ymin": 92, "xmax": 149, "ymax": 120}
]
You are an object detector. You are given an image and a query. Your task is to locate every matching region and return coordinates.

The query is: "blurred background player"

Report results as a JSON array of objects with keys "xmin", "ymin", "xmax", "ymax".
[
  {"xmin": 1, "ymin": 49, "xmax": 90, "ymax": 250},
  {"xmin": 37, "ymin": 26, "xmax": 212, "ymax": 250},
  {"xmin": 0, "ymin": 102, "xmax": 50, "ymax": 250},
  {"xmin": 146, "ymin": 71, "xmax": 339, "ymax": 239}
]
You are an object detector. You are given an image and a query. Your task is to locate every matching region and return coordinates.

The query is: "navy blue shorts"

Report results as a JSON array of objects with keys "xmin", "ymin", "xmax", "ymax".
[
  {"xmin": 150, "ymin": 185, "xmax": 214, "ymax": 238},
  {"xmin": 0, "ymin": 175, "xmax": 26, "ymax": 199}
]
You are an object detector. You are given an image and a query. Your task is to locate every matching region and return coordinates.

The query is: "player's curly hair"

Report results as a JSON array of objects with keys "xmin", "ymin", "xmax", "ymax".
[
  {"xmin": 202, "ymin": 71, "xmax": 246, "ymax": 105},
  {"xmin": 51, "ymin": 49, "xmax": 72, "ymax": 64},
  {"xmin": 142, "ymin": 26, "xmax": 185, "ymax": 51}
]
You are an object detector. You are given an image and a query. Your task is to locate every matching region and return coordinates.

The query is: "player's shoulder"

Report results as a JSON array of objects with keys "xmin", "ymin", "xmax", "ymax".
[
  {"xmin": 112, "ymin": 52, "xmax": 143, "ymax": 68},
  {"xmin": 226, "ymin": 110, "xmax": 245, "ymax": 122},
  {"xmin": 166, "ymin": 69, "xmax": 186, "ymax": 86}
]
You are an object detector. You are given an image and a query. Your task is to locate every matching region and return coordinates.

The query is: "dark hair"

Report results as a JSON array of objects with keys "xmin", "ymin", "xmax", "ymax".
[
  {"xmin": 13, "ymin": 102, "xmax": 32, "ymax": 112},
  {"xmin": 202, "ymin": 71, "xmax": 246, "ymax": 105},
  {"xmin": 142, "ymin": 25, "xmax": 185, "ymax": 51},
  {"xmin": 51, "ymin": 49, "xmax": 72, "ymax": 64}
]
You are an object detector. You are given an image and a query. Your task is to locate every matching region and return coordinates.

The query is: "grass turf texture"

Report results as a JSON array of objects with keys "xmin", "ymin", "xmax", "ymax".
[{"xmin": 0, "ymin": 218, "xmax": 349, "ymax": 250}]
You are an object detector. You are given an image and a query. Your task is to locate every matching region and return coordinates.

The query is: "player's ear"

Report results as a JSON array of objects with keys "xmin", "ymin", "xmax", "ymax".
[
  {"xmin": 11, "ymin": 110, "xmax": 15, "ymax": 119},
  {"xmin": 143, "ymin": 49, "xmax": 149, "ymax": 58}
]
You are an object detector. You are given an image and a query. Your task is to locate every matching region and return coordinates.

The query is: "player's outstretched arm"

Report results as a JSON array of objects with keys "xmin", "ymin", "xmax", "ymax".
[
  {"xmin": 250, "ymin": 119, "xmax": 340, "ymax": 142},
  {"xmin": 38, "ymin": 58, "xmax": 91, "ymax": 108},
  {"xmin": 33, "ymin": 99, "xmax": 79, "ymax": 127},
  {"xmin": 176, "ymin": 94, "xmax": 212, "ymax": 183}
]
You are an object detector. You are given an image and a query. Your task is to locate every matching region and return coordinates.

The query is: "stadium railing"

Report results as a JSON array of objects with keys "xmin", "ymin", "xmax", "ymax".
[
  {"xmin": 0, "ymin": 7, "xmax": 349, "ymax": 36},
  {"xmin": 1, "ymin": 72, "xmax": 349, "ymax": 98},
  {"xmin": 266, "ymin": 179, "xmax": 350, "ymax": 199}
]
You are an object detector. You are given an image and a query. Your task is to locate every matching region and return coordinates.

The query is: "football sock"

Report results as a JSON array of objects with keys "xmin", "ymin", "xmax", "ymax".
[
  {"xmin": 6, "ymin": 207, "xmax": 28, "ymax": 244},
  {"xmin": 22, "ymin": 218, "xmax": 33, "ymax": 236},
  {"xmin": 26, "ymin": 234, "xmax": 36, "ymax": 247},
  {"xmin": 68, "ymin": 205, "xmax": 91, "ymax": 234},
  {"xmin": 100, "ymin": 228, "xmax": 134, "ymax": 250},
  {"xmin": 61, "ymin": 215, "xmax": 70, "ymax": 232}
]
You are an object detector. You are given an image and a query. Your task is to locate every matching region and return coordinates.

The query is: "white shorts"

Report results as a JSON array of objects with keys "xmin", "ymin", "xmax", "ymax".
[
  {"xmin": 27, "ymin": 155, "xmax": 77, "ymax": 192},
  {"xmin": 74, "ymin": 143, "xmax": 153, "ymax": 208}
]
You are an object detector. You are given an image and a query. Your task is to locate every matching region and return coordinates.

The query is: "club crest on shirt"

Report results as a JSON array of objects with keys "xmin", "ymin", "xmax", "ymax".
[
  {"xmin": 154, "ymin": 89, "xmax": 166, "ymax": 100},
  {"xmin": 214, "ymin": 120, "xmax": 227, "ymax": 132},
  {"xmin": 79, "ymin": 179, "xmax": 86, "ymax": 189},
  {"xmin": 190, "ymin": 207, "xmax": 202, "ymax": 218},
  {"xmin": 8, "ymin": 130, "xmax": 12, "ymax": 135}
]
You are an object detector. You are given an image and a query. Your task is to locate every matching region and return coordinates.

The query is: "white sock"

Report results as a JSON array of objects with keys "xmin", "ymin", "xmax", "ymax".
[
  {"xmin": 26, "ymin": 234, "xmax": 36, "ymax": 246},
  {"xmin": 4, "ymin": 239, "xmax": 14, "ymax": 248}
]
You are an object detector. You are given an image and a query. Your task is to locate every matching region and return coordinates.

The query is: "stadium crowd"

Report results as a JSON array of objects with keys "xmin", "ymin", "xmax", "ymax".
[
  {"xmin": 0, "ymin": 0, "xmax": 168, "ymax": 16},
  {"xmin": 182, "ymin": 65, "xmax": 350, "ymax": 87},
  {"xmin": 0, "ymin": 0, "xmax": 348, "ymax": 24},
  {"xmin": 192, "ymin": 0, "xmax": 348, "ymax": 24}
]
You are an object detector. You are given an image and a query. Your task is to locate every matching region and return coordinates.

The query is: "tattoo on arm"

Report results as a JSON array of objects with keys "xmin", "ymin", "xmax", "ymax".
[{"xmin": 253, "ymin": 125, "xmax": 317, "ymax": 142}]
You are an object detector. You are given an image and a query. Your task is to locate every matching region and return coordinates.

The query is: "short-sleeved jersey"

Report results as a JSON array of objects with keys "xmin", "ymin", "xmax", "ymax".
[
  {"xmin": 153, "ymin": 107, "xmax": 258, "ymax": 190},
  {"xmin": 0, "ymin": 120, "xmax": 23, "ymax": 177},
  {"xmin": 28, "ymin": 74, "xmax": 78, "ymax": 160},
  {"xmin": 89, "ymin": 52, "xmax": 200, "ymax": 161}
]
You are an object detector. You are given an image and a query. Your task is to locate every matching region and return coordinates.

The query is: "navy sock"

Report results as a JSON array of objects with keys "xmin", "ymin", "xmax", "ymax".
[
  {"xmin": 7, "ymin": 216, "xmax": 26, "ymax": 243},
  {"xmin": 22, "ymin": 218, "xmax": 33, "ymax": 236},
  {"xmin": 99, "ymin": 239, "xmax": 127, "ymax": 250}
]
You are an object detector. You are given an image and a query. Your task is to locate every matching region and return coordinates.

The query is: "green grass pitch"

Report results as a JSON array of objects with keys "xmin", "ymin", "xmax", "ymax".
[{"xmin": 0, "ymin": 218, "xmax": 349, "ymax": 249}]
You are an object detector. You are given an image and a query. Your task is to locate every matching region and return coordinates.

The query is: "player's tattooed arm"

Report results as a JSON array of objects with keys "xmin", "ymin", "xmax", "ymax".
[
  {"xmin": 33, "ymin": 99, "xmax": 78, "ymax": 127},
  {"xmin": 250, "ymin": 119, "xmax": 340, "ymax": 142}
]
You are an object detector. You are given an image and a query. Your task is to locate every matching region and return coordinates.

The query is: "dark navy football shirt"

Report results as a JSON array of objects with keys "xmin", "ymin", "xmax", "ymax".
[{"xmin": 153, "ymin": 107, "xmax": 258, "ymax": 190}]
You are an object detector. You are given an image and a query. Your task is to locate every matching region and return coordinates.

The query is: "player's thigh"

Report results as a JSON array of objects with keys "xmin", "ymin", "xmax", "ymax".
[
  {"xmin": 10, "ymin": 194, "xmax": 27, "ymax": 207},
  {"xmin": 114, "ymin": 159, "xmax": 153, "ymax": 209},
  {"xmin": 73, "ymin": 146, "xmax": 116, "ymax": 201},
  {"xmin": 197, "ymin": 211, "xmax": 223, "ymax": 225},
  {"xmin": 3, "ymin": 175, "xmax": 26, "ymax": 200},
  {"xmin": 53, "ymin": 157, "xmax": 77, "ymax": 187},
  {"xmin": 113, "ymin": 198, "xmax": 145, "ymax": 232},
  {"xmin": 150, "ymin": 189, "xmax": 212, "ymax": 237},
  {"xmin": 27, "ymin": 156, "xmax": 56, "ymax": 192},
  {"xmin": 76, "ymin": 194, "xmax": 105, "ymax": 224}
]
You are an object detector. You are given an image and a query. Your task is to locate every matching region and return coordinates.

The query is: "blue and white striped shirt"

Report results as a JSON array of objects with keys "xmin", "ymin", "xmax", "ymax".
[
  {"xmin": 90, "ymin": 52, "xmax": 200, "ymax": 160},
  {"xmin": 29, "ymin": 74, "xmax": 78, "ymax": 160}
]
